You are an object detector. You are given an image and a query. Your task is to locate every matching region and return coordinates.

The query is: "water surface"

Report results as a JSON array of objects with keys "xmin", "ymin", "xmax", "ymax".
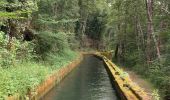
[{"xmin": 42, "ymin": 55, "xmax": 118, "ymax": 100}]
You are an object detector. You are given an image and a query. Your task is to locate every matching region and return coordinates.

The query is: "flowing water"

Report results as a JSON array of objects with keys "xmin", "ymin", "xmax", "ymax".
[{"xmin": 41, "ymin": 55, "xmax": 119, "ymax": 100}]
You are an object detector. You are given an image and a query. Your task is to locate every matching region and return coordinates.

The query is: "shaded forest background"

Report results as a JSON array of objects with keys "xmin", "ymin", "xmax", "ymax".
[{"xmin": 0, "ymin": 0, "xmax": 170, "ymax": 99}]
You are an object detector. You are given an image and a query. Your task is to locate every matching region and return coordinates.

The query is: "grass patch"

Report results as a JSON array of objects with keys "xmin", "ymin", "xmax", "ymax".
[{"xmin": 0, "ymin": 50, "xmax": 78, "ymax": 99}]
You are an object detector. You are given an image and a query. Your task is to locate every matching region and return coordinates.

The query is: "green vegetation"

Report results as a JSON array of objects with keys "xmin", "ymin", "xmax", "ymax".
[
  {"xmin": 0, "ymin": 30, "xmax": 77, "ymax": 99},
  {"xmin": 106, "ymin": 0, "xmax": 170, "ymax": 99},
  {"xmin": 0, "ymin": 0, "xmax": 170, "ymax": 99},
  {"xmin": 0, "ymin": 54, "xmax": 77, "ymax": 99},
  {"xmin": 0, "ymin": 0, "xmax": 78, "ymax": 99},
  {"xmin": 0, "ymin": 63, "xmax": 51, "ymax": 98}
]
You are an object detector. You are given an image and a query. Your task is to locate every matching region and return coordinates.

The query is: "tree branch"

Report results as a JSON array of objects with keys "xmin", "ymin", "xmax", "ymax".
[{"xmin": 161, "ymin": 7, "xmax": 170, "ymax": 15}]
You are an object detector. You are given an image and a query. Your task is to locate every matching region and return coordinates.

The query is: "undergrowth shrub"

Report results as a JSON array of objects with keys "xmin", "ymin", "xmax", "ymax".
[
  {"xmin": 67, "ymin": 32, "xmax": 80, "ymax": 50},
  {"xmin": 119, "ymin": 44, "xmax": 170, "ymax": 99},
  {"xmin": 0, "ymin": 31, "xmax": 36, "ymax": 68},
  {"xmin": 35, "ymin": 31, "xmax": 69, "ymax": 60},
  {"xmin": 148, "ymin": 57, "xmax": 170, "ymax": 99},
  {"xmin": 0, "ymin": 63, "xmax": 51, "ymax": 99},
  {"xmin": 131, "ymin": 56, "xmax": 170, "ymax": 99},
  {"xmin": 16, "ymin": 41, "xmax": 36, "ymax": 61},
  {"xmin": 0, "ymin": 30, "xmax": 78, "ymax": 99},
  {"xmin": 46, "ymin": 49, "xmax": 77, "ymax": 70}
]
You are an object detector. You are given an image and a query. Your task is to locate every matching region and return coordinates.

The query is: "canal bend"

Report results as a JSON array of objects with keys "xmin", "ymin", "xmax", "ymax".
[{"xmin": 41, "ymin": 55, "xmax": 119, "ymax": 100}]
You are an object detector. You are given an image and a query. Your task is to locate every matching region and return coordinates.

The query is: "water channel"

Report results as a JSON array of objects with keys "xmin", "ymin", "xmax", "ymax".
[{"xmin": 41, "ymin": 55, "xmax": 119, "ymax": 100}]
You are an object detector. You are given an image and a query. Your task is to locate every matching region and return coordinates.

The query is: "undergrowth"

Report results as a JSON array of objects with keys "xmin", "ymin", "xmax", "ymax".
[
  {"xmin": 123, "ymin": 56, "xmax": 170, "ymax": 99},
  {"xmin": 0, "ymin": 50, "xmax": 77, "ymax": 100},
  {"xmin": 0, "ymin": 31, "xmax": 78, "ymax": 99}
]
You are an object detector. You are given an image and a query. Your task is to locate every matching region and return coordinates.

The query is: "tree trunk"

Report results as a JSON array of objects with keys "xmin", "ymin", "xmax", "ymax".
[
  {"xmin": 137, "ymin": 19, "xmax": 145, "ymax": 48},
  {"xmin": 145, "ymin": 0, "xmax": 161, "ymax": 63},
  {"xmin": 115, "ymin": 44, "xmax": 119, "ymax": 60}
]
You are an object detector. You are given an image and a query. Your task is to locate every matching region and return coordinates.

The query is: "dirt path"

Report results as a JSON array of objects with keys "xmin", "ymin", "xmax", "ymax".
[{"xmin": 122, "ymin": 68, "xmax": 155, "ymax": 98}]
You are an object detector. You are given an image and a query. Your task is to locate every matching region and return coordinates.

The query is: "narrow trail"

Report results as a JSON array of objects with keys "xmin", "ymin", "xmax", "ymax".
[{"xmin": 123, "ymin": 68, "xmax": 155, "ymax": 97}]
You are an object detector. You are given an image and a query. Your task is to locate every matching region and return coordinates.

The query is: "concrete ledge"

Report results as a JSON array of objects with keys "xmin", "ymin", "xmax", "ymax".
[
  {"xmin": 94, "ymin": 53, "xmax": 151, "ymax": 100},
  {"xmin": 32, "ymin": 54, "xmax": 83, "ymax": 100}
]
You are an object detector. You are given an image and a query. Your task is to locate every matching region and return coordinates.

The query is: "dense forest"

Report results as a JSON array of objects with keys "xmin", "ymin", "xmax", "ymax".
[{"xmin": 0, "ymin": 0, "xmax": 170, "ymax": 99}]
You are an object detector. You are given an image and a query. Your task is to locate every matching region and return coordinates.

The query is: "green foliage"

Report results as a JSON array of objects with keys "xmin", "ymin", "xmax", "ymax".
[
  {"xmin": 35, "ymin": 0, "xmax": 80, "ymax": 32},
  {"xmin": 0, "ymin": 31, "xmax": 36, "ymax": 68},
  {"xmin": 0, "ymin": 32, "xmax": 13, "ymax": 68},
  {"xmin": 35, "ymin": 31, "xmax": 69, "ymax": 59},
  {"xmin": 0, "ymin": 0, "xmax": 80, "ymax": 99},
  {"xmin": 0, "ymin": 48, "xmax": 77, "ymax": 99},
  {"xmin": 35, "ymin": 30, "xmax": 78, "ymax": 62},
  {"xmin": 0, "ymin": 62, "xmax": 51, "ymax": 99},
  {"xmin": 46, "ymin": 49, "xmax": 77, "ymax": 70},
  {"xmin": 152, "ymin": 89, "xmax": 160, "ymax": 100},
  {"xmin": 0, "ymin": 0, "xmax": 80, "ymax": 98},
  {"xmin": 107, "ymin": 0, "xmax": 170, "ymax": 99},
  {"xmin": 0, "ymin": 31, "xmax": 6, "ymax": 45},
  {"xmin": 0, "ymin": 11, "xmax": 27, "ymax": 19},
  {"xmin": 37, "ymin": 18, "xmax": 79, "ymax": 25},
  {"xmin": 0, "ymin": 30, "xmax": 77, "ymax": 98},
  {"xmin": 67, "ymin": 32, "xmax": 80, "ymax": 50},
  {"xmin": 0, "ymin": 0, "xmax": 39, "ymax": 19},
  {"xmin": 16, "ymin": 41, "xmax": 37, "ymax": 61},
  {"xmin": 0, "ymin": 32, "xmax": 15, "ymax": 68},
  {"xmin": 35, "ymin": 15, "xmax": 79, "ymax": 32},
  {"xmin": 146, "ymin": 59, "xmax": 170, "ymax": 98}
]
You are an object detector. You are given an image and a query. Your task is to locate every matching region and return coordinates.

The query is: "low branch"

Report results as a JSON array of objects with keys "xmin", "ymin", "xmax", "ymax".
[{"xmin": 161, "ymin": 8, "xmax": 170, "ymax": 15}]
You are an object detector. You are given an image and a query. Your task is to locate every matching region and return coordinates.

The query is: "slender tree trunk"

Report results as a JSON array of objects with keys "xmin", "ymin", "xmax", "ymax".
[
  {"xmin": 7, "ymin": 19, "xmax": 13, "ymax": 50},
  {"xmin": 115, "ymin": 44, "xmax": 119, "ymax": 61},
  {"xmin": 135, "ymin": 16, "xmax": 140, "ymax": 52},
  {"xmin": 81, "ymin": 17, "xmax": 88, "ymax": 36},
  {"xmin": 145, "ymin": 0, "xmax": 161, "ymax": 63},
  {"xmin": 137, "ymin": 19, "xmax": 145, "ymax": 48},
  {"xmin": 78, "ymin": 0, "xmax": 89, "ymax": 47}
]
